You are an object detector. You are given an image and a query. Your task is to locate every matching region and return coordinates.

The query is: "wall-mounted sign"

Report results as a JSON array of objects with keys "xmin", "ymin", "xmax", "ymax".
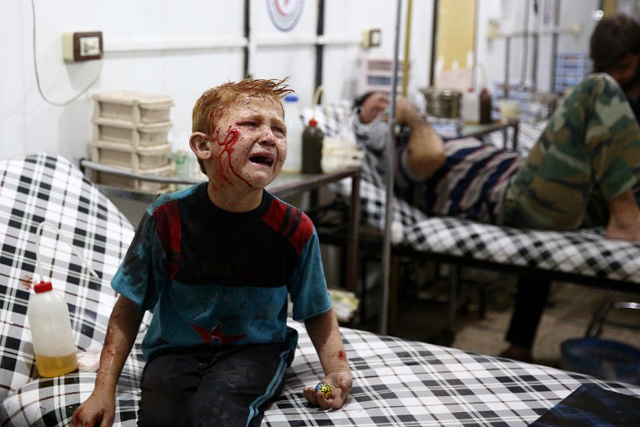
[{"xmin": 266, "ymin": 0, "xmax": 304, "ymax": 32}]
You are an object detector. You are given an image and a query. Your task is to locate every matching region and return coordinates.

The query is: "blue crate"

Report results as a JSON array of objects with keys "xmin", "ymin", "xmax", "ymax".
[{"xmin": 561, "ymin": 337, "xmax": 640, "ymax": 385}]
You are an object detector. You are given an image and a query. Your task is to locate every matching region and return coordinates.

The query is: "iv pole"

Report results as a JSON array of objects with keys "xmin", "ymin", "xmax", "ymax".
[{"xmin": 379, "ymin": 0, "xmax": 402, "ymax": 335}]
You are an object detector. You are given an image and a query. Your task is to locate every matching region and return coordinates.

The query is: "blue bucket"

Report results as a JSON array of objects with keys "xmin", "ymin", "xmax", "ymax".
[{"xmin": 561, "ymin": 337, "xmax": 640, "ymax": 385}]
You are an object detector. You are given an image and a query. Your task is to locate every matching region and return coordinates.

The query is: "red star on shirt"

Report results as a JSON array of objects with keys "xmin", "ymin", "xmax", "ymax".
[{"xmin": 191, "ymin": 322, "xmax": 245, "ymax": 345}]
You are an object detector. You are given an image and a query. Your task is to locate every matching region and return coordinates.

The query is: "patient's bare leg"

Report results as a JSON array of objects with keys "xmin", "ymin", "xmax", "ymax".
[{"xmin": 606, "ymin": 189, "xmax": 640, "ymax": 241}]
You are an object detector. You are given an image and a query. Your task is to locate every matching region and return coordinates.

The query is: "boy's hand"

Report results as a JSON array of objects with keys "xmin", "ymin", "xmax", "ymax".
[
  {"xmin": 70, "ymin": 392, "xmax": 115, "ymax": 427},
  {"xmin": 303, "ymin": 369, "xmax": 353, "ymax": 409}
]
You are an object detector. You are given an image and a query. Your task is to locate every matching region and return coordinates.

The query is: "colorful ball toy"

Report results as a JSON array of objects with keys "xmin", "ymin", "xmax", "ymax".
[{"xmin": 315, "ymin": 382, "xmax": 332, "ymax": 398}]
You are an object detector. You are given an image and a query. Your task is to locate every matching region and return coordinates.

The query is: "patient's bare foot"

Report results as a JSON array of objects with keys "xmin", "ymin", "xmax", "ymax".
[
  {"xmin": 499, "ymin": 345, "xmax": 533, "ymax": 363},
  {"xmin": 606, "ymin": 218, "xmax": 640, "ymax": 241},
  {"xmin": 606, "ymin": 190, "xmax": 640, "ymax": 242}
]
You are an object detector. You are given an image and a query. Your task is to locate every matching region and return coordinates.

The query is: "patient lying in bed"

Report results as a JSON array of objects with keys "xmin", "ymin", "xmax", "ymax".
[
  {"xmin": 354, "ymin": 77, "xmax": 640, "ymax": 241},
  {"xmin": 354, "ymin": 74, "xmax": 640, "ymax": 362}
]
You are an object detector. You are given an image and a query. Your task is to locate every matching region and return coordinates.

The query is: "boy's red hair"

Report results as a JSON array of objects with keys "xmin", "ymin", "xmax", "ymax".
[{"xmin": 192, "ymin": 78, "xmax": 293, "ymax": 135}]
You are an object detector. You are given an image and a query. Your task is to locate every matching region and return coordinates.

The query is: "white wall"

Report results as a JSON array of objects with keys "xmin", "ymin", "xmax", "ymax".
[
  {"xmin": 1, "ymin": 1, "xmax": 246, "ymax": 162},
  {"xmin": 0, "ymin": 0, "xmax": 435, "ymax": 164},
  {"xmin": 476, "ymin": 0, "xmax": 599, "ymax": 95},
  {"xmin": 1, "ymin": 0, "xmax": 607, "ymax": 165}
]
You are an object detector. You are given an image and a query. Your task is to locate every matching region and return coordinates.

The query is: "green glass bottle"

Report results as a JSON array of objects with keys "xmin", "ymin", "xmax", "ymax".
[
  {"xmin": 479, "ymin": 88, "xmax": 493, "ymax": 124},
  {"xmin": 302, "ymin": 119, "xmax": 324, "ymax": 174}
]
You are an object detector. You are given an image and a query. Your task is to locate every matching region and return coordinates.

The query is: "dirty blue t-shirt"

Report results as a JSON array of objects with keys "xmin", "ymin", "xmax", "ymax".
[{"xmin": 112, "ymin": 182, "xmax": 331, "ymax": 361}]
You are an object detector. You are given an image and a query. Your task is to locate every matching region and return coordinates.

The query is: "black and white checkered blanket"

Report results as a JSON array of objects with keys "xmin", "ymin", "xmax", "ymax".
[
  {"xmin": 305, "ymin": 105, "xmax": 640, "ymax": 288},
  {"xmin": 0, "ymin": 153, "xmax": 143, "ymax": 424},
  {"xmin": 1, "ymin": 153, "xmax": 639, "ymax": 426}
]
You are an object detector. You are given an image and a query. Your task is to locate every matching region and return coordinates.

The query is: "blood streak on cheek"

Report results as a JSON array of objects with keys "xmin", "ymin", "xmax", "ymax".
[{"xmin": 211, "ymin": 125, "xmax": 252, "ymax": 187}]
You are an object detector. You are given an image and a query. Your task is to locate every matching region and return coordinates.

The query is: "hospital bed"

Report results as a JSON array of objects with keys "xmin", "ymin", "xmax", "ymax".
[
  {"xmin": 305, "ymin": 105, "xmax": 640, "ymax": 336},
  {"xmin": 1, "ymin": 153, "xmax": 639, "ymax": 425}
]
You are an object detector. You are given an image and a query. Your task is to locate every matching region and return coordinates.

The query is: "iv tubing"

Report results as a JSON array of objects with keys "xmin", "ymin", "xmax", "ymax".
[
  {"xmin": 35, "ymin": 222, "xmax": 100, "ymax": 285},
  {"xmin": 311, "ymin": 85, "xmax": 325, "ymax": 120}
]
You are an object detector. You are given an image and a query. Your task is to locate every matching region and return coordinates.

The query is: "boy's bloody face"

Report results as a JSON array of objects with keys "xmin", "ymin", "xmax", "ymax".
[{"xmin": 207, "ymin": 96, "xmax": 287, "ymax": 190}]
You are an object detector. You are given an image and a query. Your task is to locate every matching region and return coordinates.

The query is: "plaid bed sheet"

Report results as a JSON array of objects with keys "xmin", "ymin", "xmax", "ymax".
[
  {"xmin": 306, "ymin": 105, "xmax": 640, "ymax": 285},
  {"xmin": 264, "ymin": 323, "xmax": 640, "ymax": 426},
  {"xmin": 0, "ymin": 153, "xmax": 144, "ymax": 425},
  {"xmin": 2, "ymin": 153, "xmax": 639, "ymax": 427}
]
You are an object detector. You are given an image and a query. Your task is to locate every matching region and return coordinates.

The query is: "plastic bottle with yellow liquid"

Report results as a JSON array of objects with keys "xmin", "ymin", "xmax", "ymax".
[{"xmin": 27, "ymin": 281, "xmax": 78, "ymax": 377}]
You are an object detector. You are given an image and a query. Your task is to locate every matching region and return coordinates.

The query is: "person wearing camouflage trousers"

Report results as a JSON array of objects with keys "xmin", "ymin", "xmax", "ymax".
[
  {"xmin": 502, "ymin": 13, "xmax": 640, "ymax": 363},
  {"xmin": 353, "ymin": 14, "xmax": 640, "ymax": 364},
  {"xmin": 503, "ymin": 73, "xmax": 640, "ymax": 233}
]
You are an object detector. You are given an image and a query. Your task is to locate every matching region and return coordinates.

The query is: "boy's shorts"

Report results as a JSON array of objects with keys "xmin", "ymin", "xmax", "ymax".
[{"xmin": 137, "ymin": 342, "xmax": 293, "ymax": 427}]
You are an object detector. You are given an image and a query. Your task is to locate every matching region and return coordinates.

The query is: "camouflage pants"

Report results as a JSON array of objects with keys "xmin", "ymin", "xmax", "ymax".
[{"xmin": 503, "ymin": 74, "xmax": 640, "ymax": 230}]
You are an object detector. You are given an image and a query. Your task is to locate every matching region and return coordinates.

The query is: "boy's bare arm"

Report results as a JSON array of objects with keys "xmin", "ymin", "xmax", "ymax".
[
  {"xmin": 303, "ymin": 308, "xmax": 353, "ymax": 409},
  {"xmin": 70, "ymin": 295, "xmax": 144, "ymax": 427}
]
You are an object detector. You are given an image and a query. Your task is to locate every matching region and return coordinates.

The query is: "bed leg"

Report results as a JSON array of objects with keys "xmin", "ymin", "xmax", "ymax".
[{"xmin": 448, "ymin": 265, "xmax": 460, "ymax": 332}]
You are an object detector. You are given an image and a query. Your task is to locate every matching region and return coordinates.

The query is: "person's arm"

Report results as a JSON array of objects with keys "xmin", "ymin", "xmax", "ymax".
[
  {"xmin": 70, "ymin": 295, "xmax": 144, "ymax": 427},
  {"xmin": 302, "ymin": 308, "xmax": 353, "ymax": 409},
  {"xmin": 395, "ymin": 97, "xmax": 446, "ymax": 180}
]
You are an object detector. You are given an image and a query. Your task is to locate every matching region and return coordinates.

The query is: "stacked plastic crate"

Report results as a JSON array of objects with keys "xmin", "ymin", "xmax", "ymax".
[{"xmin": 91, "ymin": 91, "xmax": 174, "ymax": 193}]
